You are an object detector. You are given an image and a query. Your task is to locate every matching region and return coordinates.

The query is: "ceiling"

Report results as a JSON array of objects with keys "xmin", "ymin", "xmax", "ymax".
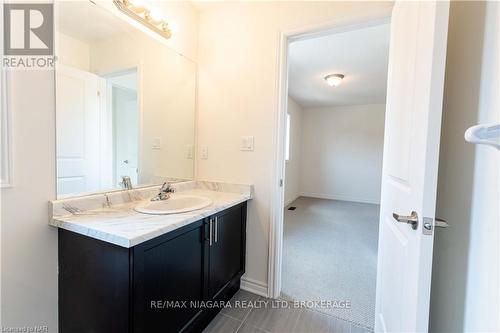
[
  {"xmin": 107, "ymin": 70, "xmax": 138, "ymax": 91},
  {"xmin": 57, "ymin": 1, "xmax": 137, "ymax": 44},
  {"xmin": 189, "ymin": 1, "xmax": 226, "ymax": 12},
  {"xmin": 288, "ymin": 23, "xmax": 390, "ymax": 109}
]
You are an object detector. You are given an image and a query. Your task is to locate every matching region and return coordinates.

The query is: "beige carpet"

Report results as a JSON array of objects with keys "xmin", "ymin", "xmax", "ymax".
[{"xmin": 282, "ymin": 197, "xmax": 379, "ymax": 330}]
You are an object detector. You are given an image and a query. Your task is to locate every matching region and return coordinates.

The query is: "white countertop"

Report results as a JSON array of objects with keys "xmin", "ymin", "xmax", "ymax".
[{"xmin": 49, "ymin": 181, "xmax": 252, "ymax": 248}]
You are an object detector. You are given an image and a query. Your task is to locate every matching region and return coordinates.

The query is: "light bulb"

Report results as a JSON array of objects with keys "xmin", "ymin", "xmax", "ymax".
[
  {"xmin": 324, "ymin": 74, "xmax": 345, "ymax": 87},
  {"xmin": 169, "ymin": 21, "xmax": 178, "ymax": 33},
  {"xmin": 149, "ymin": 8, "xmax": 162, "ymax": 22}
]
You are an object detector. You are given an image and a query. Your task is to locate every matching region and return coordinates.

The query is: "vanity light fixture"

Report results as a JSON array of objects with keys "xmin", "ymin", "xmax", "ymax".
[
  {"xmin": 324, "ymin": 73, "xmax": 345, "ymax": 87},
  {"xmin": 113, "ymin": 0, "xmax": 172, "ymax": 39}
]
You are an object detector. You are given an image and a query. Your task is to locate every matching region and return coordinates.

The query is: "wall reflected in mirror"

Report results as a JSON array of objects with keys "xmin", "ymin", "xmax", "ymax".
[{"xmin": 55, "ymin": 1, "xmax": 196, "ymax": 198}]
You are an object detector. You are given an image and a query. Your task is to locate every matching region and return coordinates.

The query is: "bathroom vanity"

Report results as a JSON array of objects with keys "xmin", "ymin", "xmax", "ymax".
[
  {"xmin": 50, "ymin": 181, "xmax": 251, "ymax": 333},
  {"xmin": 50, "ymin": 3, "xmax": 251, "ymax": 332}
]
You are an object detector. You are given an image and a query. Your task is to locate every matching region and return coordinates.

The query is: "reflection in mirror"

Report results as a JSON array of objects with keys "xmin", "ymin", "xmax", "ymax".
[
  {"xmin": 55, "ymin": 1, "xmax": 196, "ymax": 198},
  {"xmin": 108, "ymin": 69, "xmax": 139, "ymax": 187}
]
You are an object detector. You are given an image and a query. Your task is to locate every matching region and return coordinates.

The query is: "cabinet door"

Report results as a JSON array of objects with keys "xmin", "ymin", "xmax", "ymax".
[
  {"xmin": 59, "ymin": 229, "xmax": 131, "ymax": 333},
  {"xmin": 133, "ymin": 222, "xmax": 207, "ymax": 333},
  {"xmin": 209, "ymin": 204, "xmax": 246, "ymax": 299}
]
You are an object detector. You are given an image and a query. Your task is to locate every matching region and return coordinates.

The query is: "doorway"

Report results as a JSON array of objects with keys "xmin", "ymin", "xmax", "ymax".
[
  {"xmin": 269, "ymin": 3, "xmax": 450, "ymax": 332},
  {"xmin": 105, "ymin": 69, "xmax": 139, "ymax": 187},
  {"xmin": 282, "ymin": 22, "xmax": 389, "ymax": 329}
]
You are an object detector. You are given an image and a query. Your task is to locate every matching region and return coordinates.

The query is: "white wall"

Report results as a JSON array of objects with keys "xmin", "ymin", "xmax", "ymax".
[
  {"xmin": 146, "ymin": 1, "xmax": 199, "ymax": 61},
  {"xmin": 1, "ymin": 70, "xmax": 58, "ymax": 331},
  {"xmin": 1, "ymin": 3, "xmax": 199, "ymax": 331},
  {"xmin": 56, "ymin": 32, "xmax": 90, "ymax": 71},
  {"xmin": 196, "ymin": 1, "xmax": 394, "ymax": 288},
  {"xmin": 284, "ymin": 97, "xmax": 302, "ymax": 206},
  {"xmin": 429, "ymin": 1, "xmax": 500, "ymax": 332},
  {"xmin": 299, "ymin": 104, "xmax": 385, "ymax": 204}
]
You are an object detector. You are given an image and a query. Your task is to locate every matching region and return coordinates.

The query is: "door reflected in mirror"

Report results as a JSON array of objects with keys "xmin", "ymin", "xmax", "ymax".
[
  {"xmin": 55, "ymin": 1, "xmax": 195, "ymax": 198},
  {"xmin": 108, "ymin": 69, "xmax": 139, "ymax": 188}
]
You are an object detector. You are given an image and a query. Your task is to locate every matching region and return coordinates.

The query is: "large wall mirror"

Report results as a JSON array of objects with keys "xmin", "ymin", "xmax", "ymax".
[{"xmin": 55, "ymin": 1, "xmax": 196, "ymax": 198}]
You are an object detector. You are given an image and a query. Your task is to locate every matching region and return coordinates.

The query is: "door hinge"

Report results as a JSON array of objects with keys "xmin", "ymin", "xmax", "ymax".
[{"xmin": 279, "ymin": 179, "xmax": 283, "ymax": 187}]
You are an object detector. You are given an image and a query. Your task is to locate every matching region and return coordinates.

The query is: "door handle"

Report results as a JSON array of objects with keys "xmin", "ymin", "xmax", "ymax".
[
  {"xmin": 392, "ymin": 211, "xmax": 419, "ymax": 230},
  {"xmin": 209, "ymin": 219, "xmax": 213, "ymax": 246},
  {"xmin": 214, "ymin": 216, "xmax": 218, "ymax": 243},
  {"xmin": 123, "ymin": 159, "xmax": 129, "ymax": 164},
  {"xmin": 435, "ymin": 218, "xmax": 449, "ymax": 228}
]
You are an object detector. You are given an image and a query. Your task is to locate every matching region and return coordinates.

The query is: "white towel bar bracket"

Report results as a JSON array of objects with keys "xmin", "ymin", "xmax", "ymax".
[{"xmin": 464, "ymin": 123, "xmax": 500, "ymax": 150}]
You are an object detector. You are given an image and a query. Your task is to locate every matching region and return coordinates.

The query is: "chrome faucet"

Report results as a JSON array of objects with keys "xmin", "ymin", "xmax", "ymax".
[
  {"xmin": 120, "ymin": 176, "xmax": 133, "ymax": 190},
  {"xmin": 151, "ymin": 182, "xmax": 175, "ymax": 201}
]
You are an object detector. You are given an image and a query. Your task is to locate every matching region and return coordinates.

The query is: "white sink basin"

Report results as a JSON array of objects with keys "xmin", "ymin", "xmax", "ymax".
[{"xmin": 135, "ymin": 194, "xmax": 212, "ymax": 215}]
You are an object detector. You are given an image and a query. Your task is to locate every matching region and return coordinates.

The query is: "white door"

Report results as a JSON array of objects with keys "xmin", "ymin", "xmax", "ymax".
[
  {"xmin": 56, "ymin": 64, "xmax": 106, "ymax": 196},
  {"xmin": 375, "ymin": 1, "xmax": 449, "ymax": 332}
]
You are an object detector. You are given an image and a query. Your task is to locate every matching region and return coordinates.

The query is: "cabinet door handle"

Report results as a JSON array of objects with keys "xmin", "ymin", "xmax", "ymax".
[
  {"xmin": 209, "ymin": 219, "xmax": 213, "ymax": 246},
  {"xmin": 215, "ymin": 216, "xmax": 218, "ymax": 243}
]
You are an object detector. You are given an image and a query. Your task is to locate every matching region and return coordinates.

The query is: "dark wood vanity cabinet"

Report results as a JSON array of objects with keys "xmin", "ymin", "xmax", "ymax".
[
  {"xmin": 59, "ymin": 202, "xmax": 247, "ymax": 333},
  {"xmin": 132, "ymin": 222, "xmax": 206, "ymax": 333},
  {"xmin": 208, "ymin": 205, "xmax": 246, "ymax": 299}
]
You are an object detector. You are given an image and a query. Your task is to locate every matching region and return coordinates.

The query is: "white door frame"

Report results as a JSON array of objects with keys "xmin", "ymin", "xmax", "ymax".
[{"xmin": 268, "ymin": 8, "xmax": 393, "ymax": 298}]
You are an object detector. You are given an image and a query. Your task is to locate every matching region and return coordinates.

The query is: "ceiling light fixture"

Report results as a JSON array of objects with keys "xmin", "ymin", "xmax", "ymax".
[
  {"xmin": 113, "ymin": 0, "xmax": 172, "ymax": 40},
  {"xmin": 324, "ymin": 74, "xmax": 345, "ymax": 87}
]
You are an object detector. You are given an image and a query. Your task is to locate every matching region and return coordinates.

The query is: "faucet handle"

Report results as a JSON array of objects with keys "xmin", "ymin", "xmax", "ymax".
[
  {"xmin": 120, "ymin": 175, "xmax": 133, "ymax": 190},
  {"xmin": 160, "ymin": 181, "xmax": 174, "ymax": 193},
  {"xmin": 150, "ymin": 182, "xmax": 174, "ymax": 201}
]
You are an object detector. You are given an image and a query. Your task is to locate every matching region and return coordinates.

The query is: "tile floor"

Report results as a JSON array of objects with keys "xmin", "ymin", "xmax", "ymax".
[{"xmin": 203, "ymin": 290, "xmax": 373, "ymax": 333}]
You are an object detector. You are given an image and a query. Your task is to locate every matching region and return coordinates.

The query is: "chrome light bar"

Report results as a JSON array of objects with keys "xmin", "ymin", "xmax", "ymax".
[{"xmin": 113, "ymin": 0, "xmax": 172, "ymax": 40}]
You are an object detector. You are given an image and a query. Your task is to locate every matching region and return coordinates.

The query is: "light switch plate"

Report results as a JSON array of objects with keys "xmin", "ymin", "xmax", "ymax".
[
  {"xmin": 152, "ymin": 137, "xmax": 162, "ymax": 150},
  {"xmin": 187, "ymin": 145, "xmax": 194, "ymax": 159},
  {"xmin": 241, "ymin": 136, "xmax": 254, "ymax": 151},
  {"xmin": 200, "ymin": 146, "xmax": 208, "ymax": 159}
]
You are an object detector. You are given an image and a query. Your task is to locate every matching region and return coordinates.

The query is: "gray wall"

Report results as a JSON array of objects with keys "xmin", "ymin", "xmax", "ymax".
[{"xmin": 430, "ymin": 1, "xmax": 500, "ymax": 332}]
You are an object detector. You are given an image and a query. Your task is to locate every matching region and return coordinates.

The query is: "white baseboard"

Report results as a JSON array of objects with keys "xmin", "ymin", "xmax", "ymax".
[
  {"xmin": 240, "ymin": 276, "xmax": 268, "ymax": 297},
  {"xmin": 300, "ymin": 192, "xmax": 380, "ymax": 205},
  {"xmin": 284, "ymin": 195, "xmax": 300, "ymax": 207}
]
